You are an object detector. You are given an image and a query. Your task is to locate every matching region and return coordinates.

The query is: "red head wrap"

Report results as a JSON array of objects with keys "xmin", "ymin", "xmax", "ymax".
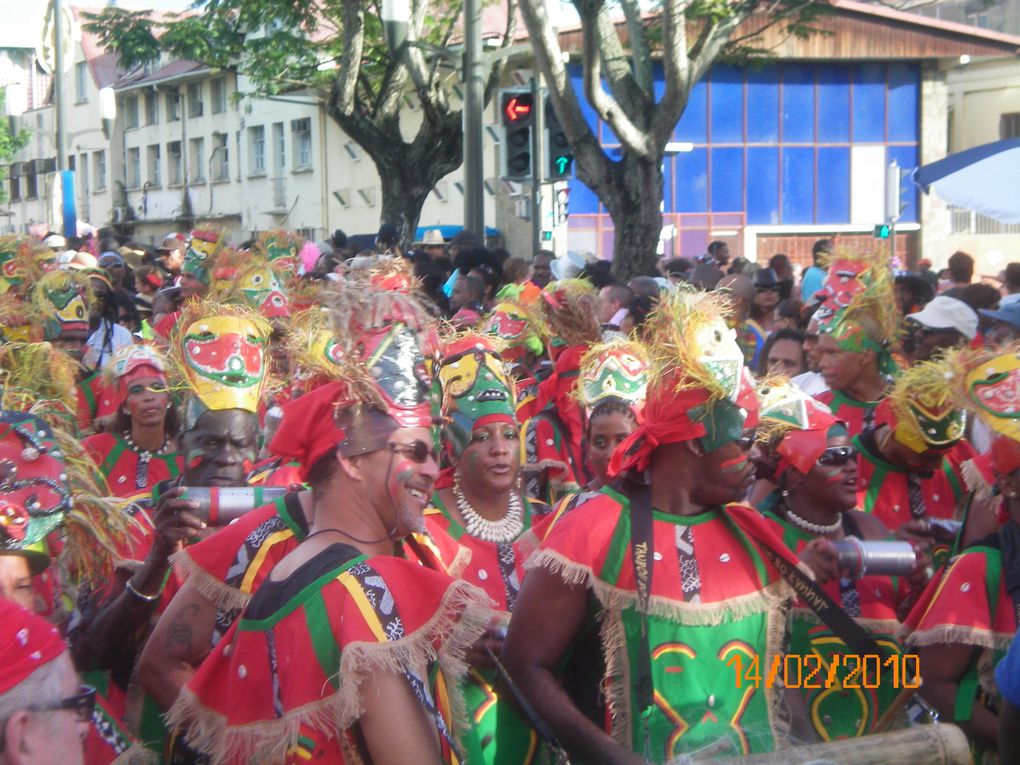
[
  {"xmin": 0, "ymin": 597, "xmax": 66, "ymax": 694},
  {"xmin": 991, "ymin": 436, "xmax": 1020, "ymax": 478}
]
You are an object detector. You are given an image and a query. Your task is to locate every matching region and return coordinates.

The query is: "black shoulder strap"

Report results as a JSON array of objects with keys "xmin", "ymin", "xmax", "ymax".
[
  {"xmin": 625, "ymin": 477, "xmax": 655, "ymax": 759},
  {"xmin": 750, "ymin": 533, "xmax": 886, "ymax": 659}
]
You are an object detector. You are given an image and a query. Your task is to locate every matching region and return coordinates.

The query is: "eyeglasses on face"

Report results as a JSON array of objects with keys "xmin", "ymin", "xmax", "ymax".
[
  {"xmin": 817, "ymin": 445, "xmax": 857, "ymax": 467},
  {"xmin": 734, "ymin": 429, "xmax": 759, "ymax": 451},
  {"xmin": 389, "ymin": 440, "xmax": 438, "ymax": 465},
  {"xmin": 28, "ymin": 685, "xmax": 96, "ymax": 723}
]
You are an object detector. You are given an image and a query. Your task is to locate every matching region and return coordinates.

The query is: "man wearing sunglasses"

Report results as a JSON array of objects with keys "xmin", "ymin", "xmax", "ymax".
[
  {"xmin": 0, "ymin": 598, "xmax": 90, "ymax": 765},
  {"xmin": 164, "ymin": 285, "xmax": 492, "ymax": 764}
]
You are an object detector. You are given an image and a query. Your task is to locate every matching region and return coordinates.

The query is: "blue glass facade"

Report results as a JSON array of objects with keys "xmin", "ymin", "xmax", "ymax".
[{"xmin": 568, "ymin": 62, "xmax": 920, "ymax": 226}]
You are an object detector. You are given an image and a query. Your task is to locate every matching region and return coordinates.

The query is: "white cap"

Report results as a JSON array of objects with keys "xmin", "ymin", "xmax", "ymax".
[
  {"xmin": 908, "ymin": 295, "xmax": 978, "ymax": 340},
  {"xmin": 43, "ymin": 234, "xmax": 66, "ymax": 249}
]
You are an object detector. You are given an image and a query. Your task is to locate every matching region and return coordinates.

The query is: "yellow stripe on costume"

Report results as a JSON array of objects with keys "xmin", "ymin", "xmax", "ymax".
[
  {"xmin": 338, "ymin": 570, "xmax": 388, "ymax": 641},
  {"xmin": 240, "ymin": 530, "xmax": 293, "ymax": 594}
]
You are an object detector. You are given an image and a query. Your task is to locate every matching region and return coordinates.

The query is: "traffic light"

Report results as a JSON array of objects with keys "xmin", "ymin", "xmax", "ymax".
[
  {"xmin": 545, "ymin": 96, "xmax": 573, "ymax": 180},
  {"xmin": 500, "ymin": 89, "xmax": 534, "ymax": 181},
  {"xmin": 873, "ymin": 224, "xmax": 891, "ymax": 239}
]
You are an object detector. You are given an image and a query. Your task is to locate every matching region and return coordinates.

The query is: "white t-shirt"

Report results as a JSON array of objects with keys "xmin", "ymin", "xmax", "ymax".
[{"xmin": 84, "ymin": 320, "xmax": 135, "ymax": 370}]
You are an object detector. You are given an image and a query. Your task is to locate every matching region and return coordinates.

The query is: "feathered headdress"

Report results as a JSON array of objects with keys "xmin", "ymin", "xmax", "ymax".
[
  {"xmin": 876, "ymin": 349, "xmax": 968, "ymax": 453},
  {"xmin": 755, "ymin": 376, "xmax": 843, "ymax": 476},
  {"xmin": 573, "ymin": 339, "xmax": 651, "ymax": 414},
  {"xmin": 608, "ymin": 288, "xmax": 759, "ymax": 477},
  {"xmin": 821, "ymin": 253, "xmax": 900, "ymax": 375},
  {"xmin": 167, "ymin": 299, "xmax": 273, "ymax": 430},
  {"xmin": 539, "ymin": 278, "xmax": 601, "ymax": 348}
]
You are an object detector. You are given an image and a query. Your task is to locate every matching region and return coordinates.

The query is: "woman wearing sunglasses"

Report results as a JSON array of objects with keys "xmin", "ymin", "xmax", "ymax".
[
  {"xmin": 84, "ymin": 346, "xmax": 181, "ymax": 498},
  {"xmin": 754, "ymin": 381, "xmax": 928, "ymax": 742},
  {"xmin": 427, "ymin": 333, "xmax": 545, "ymax": 765}
]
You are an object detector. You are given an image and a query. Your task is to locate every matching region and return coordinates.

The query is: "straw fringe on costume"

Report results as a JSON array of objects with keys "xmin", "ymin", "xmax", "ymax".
[
  {"xmin": 166, "ymin": 579, "xmax": 493, "ymax": 765},
  {"xmin": 902, "ymin": 623, "xmax": 1015, "ymax": 652},
  {"xmin": 0, "ymin": 342, "xmax": 79, "ymax": 417},
  {"xmin": 110, "ymin": 742, "xmax": 158, "ymax": 765},
  {"xmin": 169, "ymin": 549, "xmax": 253, "ymax": 614},
  {"xmin": 526, "ymin": 548, "xmax": 794, "ymax": 626}
]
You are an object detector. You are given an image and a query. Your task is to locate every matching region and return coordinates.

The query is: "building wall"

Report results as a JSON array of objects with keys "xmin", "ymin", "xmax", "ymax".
[{"xmin": 566, "ymin": 62, "xmax": 922, "ymax": 263}]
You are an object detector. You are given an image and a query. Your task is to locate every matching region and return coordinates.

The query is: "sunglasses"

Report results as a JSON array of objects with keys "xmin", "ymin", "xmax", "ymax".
[
  {"xmin": 29, "ymin": 685, "xmax": 96, "ymax": 723},
  {"xmin": 817, "ymin": 445, "xmax": 857, "ymax": 467},
  {"xmin": 734, "ymin": 429, "xmax": 759, "ymax": 451},
  {"xmin": 389, "ymin": 440, "xmax": 438, "ymax": 464}
]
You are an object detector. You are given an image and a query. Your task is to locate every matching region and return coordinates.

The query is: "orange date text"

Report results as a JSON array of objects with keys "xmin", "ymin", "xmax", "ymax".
[{"xmin": 725, "ymin": 653, "xmax": 920, "ymax": 690}]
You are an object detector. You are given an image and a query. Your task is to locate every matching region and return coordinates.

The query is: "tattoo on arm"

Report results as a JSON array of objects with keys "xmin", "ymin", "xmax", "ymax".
[{"xmin": 165, "ymin": 603, "xmax": 200, "ymax": 653}]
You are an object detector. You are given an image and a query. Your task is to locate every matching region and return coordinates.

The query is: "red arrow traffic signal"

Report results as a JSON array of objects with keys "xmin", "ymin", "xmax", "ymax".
[{"xmin": 502, "ymin": 94, "xmax": 533, "ymax": 125}]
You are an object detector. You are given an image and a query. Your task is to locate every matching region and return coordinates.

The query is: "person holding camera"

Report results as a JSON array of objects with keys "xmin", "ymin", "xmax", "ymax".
[{"xmin": 68, "ymin": 301, "xmax": 272, "ymax": 760}]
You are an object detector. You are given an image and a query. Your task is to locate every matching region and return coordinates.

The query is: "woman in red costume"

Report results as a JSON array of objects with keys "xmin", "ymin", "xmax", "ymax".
[
  {"xmin": 754, "ymin": 379, "xmax": 929, "ymax": 740},
  {"xmin": 84, "ymin": 345, "xmax": 182, "ymax": 498}
]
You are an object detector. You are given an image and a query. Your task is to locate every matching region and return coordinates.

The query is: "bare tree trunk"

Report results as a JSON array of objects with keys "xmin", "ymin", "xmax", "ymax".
[
  {"xmin": 326, "ymin": 108, "xmax": 463, "ymax": 250},
  {"xmin": 577, "ymin": 150, "xmax": 664, "ymax": 281}
]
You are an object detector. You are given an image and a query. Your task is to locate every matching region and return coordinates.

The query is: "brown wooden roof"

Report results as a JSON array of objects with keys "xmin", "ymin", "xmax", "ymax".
[{"xmin": 552, "ymin": 0, "xmax": 1020, "ymax": 61}]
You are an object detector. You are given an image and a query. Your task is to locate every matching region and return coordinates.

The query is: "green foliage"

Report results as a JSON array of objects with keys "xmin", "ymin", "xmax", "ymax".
[{"xmin": 0, "ymin": 90, "xmax": 30, "ymax": 205}]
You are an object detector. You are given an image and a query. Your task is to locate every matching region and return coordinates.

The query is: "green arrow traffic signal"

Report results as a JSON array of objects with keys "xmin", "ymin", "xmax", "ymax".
[{"xmin": 554, "ymin": 155, "xmax": 571, "ymax": 175}]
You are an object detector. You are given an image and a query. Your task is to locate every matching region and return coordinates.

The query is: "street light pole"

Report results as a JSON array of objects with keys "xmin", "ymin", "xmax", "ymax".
[{"xmin": 462, "ymin": 0, "xmax": 484, "ymax": 238}]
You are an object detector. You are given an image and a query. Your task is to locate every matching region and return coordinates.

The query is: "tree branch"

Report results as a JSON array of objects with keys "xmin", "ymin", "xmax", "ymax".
[
  {"xmin": 483, "ymin": 0, "xmax": 519, "ymax": 104},
  {"xmin": 593, "ymin": 6, "xmax": 647, "ymax": 120},
  {"xmin": 650, "ymin": 0, "xmax": 690, "ymax": 146},
  {"xmin": 577, "ymin": 2, "xmax": 653, "ymax": 157},
  {"xmin": 619, "ymin": 0, "xmax": 653, "ymax": 98},
  {"xmin": 331, "ymin": 0, "xmax": 365, "ymax": 117}
]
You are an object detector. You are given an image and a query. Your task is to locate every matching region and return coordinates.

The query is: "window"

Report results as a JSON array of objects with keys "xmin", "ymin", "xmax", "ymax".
[
  {"xmin": 211, "ymin": 133, "xmax": 229, "ymax": 181},
  {"xmin": 75, "ymin": 62, "xmax": 89, "ymax": 103},
  {"xmin": 128, "ymin": 147, "xmax": 142, "ymax": 188},
  {"xmin": 211, "ymin": 78, "xmax": 227, "ymax": 114},
  {"xmin": 291, "ymin": 118, "xmax": 312, "ymax": 168},
  {"xmin": 272, "ymin": 122, "xmax": 285, "ymax": 173},
  {"xmin": 249, "ymin": 125, "xmax": 266, "ymax": 174},
  {"xmin": 25, "ymin": 172, "xmax": 38, "ymax": 199},
  {"xmin": 8, "ymin": 177, "xmax": 19, "ymax": 201},
  {"xmin": 124, "ymin": 95, "xmax": 140, "ymax": 129},
  {"xmin": 166, "ymin": 91, "xmax": 180, "ymax": 122},
  {"xmin": 93, "ymin": 151, "xmax": 107, "ymax": 191},
  {"xmin": 1001, "ymin": 113, "xmax": 1020, "ymax": 140},
  {"xmin": 144, "ymin": 91, "xmax": 158, "ymax": 125},
  {"xmin": 187, "ymin": 82, "xmax": 203, "ymax": 118},
  {"xmin": 168, "ymin": 141, "xmax": 182, "ymax": 185},
  {"xmin": 78, "ymin": 153, "xmax": 89, "ymax": 198},
  {"xmin": 147, "ymin": 144, "xmax": 161, "ymax": 186},
  {"xmin": 189, "ymin": 137, "xmax": 205, "ymax": 182}
]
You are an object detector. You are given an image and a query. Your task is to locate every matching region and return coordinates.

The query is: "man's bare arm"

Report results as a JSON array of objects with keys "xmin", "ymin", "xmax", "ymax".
[
  {"xmin": 502, "ymin": 568, "xmax": 644, "ymax": 765},
  {"xmin": 138, "ymin": 579, "xmax": 218, "ymax": 710}
]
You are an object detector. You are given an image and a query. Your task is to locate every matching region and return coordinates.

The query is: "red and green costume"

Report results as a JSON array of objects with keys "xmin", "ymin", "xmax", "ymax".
[
  {"xmin": 902, "ymin": 540, "xmax": 1017, "ymax": 724},
  {"xmin": 84, "ymin": 432, "xmax": 182, "ymax": 497},
  {"xmin": 168, "ymin": 547, "xmax": 491, "ymax": 764},
  {"xmin": 814, "ymin": 390, "xmax": 883, "ymax": 440},
  {"xmin": 764, "ymin": 512, "xmax": 910, "ymax": 740},
  {"xmin": 854, "ymin": 430, "xmax": 973, "ymax": 530},
  {"xmin": 518, "ymin": 344, "xmax": 589, "ymax": 504},
  {"xmin": 532, "ymin": 490, "xmax": 796, "ymax": 761},
  {"xmin": 173, "ymin": 492, "xmax": 309, "ymax": 641},
  {"xmin": 426, "ymin": 495, "xmax": 545, "ymax": 765}
]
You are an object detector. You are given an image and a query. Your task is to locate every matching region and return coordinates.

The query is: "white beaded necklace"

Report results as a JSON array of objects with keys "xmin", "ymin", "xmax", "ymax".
[
  {"xmin": 452, "ymin": 476, "xmax": 524, "ymax": 544},
  {"xmin": 784, "ymin": 503, "xmax": 842, "ymax": 535}
]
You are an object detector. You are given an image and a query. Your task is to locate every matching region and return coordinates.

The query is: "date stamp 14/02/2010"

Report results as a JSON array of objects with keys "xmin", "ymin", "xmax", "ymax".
[{"xmin": 726, "ymin": 653, "xmax": 920, "ymax": 690}]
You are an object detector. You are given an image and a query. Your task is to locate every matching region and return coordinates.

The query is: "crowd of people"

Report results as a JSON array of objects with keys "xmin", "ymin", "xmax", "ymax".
[{"xmin": 0, "ymin": 224, "xmax": 1018, "ymax": 765}]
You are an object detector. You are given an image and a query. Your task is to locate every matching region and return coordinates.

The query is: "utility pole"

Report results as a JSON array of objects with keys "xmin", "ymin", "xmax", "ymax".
[
  {"xmin": 53, "ymin": 0, "xmax": 67, "ymax": 172},
  {"xmin": 530, "ymin": 75, "xmax": 544, "ymax": 255},
  {"xmin": 462, "ymin": 0, "xmax": 484, "ymax": 238}
]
